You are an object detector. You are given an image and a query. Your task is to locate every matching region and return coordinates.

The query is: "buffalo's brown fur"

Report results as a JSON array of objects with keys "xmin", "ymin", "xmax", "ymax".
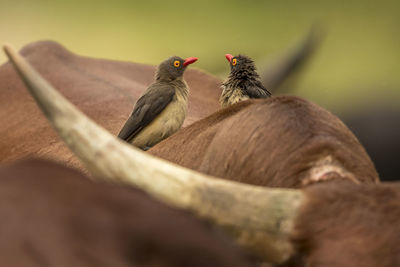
[
  {"xmin": 282, "ymin": 181, "xmax": 400, "ymax": 267},
  {"xmin": 150, "ymin": 97, "xmax": 379, "ymax": 187},
  {"xmin": 0, "ymin": 41, "xmax": 221, "ymax": 168},
  {"xmin": 0, "ymin": 159, "xmax": 255, "ymax": 267}
]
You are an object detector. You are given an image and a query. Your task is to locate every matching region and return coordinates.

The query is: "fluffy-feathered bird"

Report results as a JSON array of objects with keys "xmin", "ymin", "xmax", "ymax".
[
  {"xmin": 220, "ymin": 54, "xmax": 271, "ymax": 107},
  {"xmin": 118, "ymin": 56, "xmax": 198, "ymax": 150}
]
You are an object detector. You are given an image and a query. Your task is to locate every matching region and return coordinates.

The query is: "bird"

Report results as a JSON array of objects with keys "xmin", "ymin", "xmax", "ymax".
[
  {"xmin": 118, "ymin": 56, "xmax": 198, "ymax": 150},
  {"xmin": 220, "ymin": 54, "xmax": 271, "ymax": 107}
]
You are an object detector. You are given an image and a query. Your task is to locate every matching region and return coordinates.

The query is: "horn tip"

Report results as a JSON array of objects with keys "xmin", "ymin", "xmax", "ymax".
[
  {"xmin": 3, "ymin": 44, "xmax": 16, "ymax": 59},
  {"xmin": 3, "ymin": 43, "xmax": 12, "ymax": 52}
]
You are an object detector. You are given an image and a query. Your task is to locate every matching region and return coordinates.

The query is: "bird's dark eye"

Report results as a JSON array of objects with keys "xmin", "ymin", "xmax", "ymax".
[
  {"xmin": 232, "ymin": 58, "xmax": 237, "ymax": 66},
  {"xmin": 173, "ymin": 60, "xmax": 180, "ymax": 67}
]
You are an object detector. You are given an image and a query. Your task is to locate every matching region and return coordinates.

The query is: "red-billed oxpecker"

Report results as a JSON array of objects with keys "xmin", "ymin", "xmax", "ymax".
[
  {"xmin": 118, "ymin": 56, "xmax": 198, "ymax": 150},
  {"xmin": 220, "ymin": 54, "xmax": 271, "ymax": 107}
]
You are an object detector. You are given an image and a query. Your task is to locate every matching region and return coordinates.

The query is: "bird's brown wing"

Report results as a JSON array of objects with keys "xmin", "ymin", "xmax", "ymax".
[
  {"xmin": 244, "ymin": 80, "xmax": 272, "ymax": 98},
  {"xmin": 118, "ymin": 83, "xmax": 175, "ymax": 142}
]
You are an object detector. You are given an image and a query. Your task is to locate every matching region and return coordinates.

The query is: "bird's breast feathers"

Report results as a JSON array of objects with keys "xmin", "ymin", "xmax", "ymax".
[
  {"xmin": 220, "ymin": 85, "xmax": 249, "ymax": 107},
  {"xmin": 130, "ymin": 96, "xmax": 187, "ymax": 148}
]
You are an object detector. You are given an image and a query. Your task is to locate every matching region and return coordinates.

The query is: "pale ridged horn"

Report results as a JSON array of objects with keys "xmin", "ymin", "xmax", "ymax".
[{"xmin": 4, "ymin": 44, "xmax": 305, "ymax": 264}]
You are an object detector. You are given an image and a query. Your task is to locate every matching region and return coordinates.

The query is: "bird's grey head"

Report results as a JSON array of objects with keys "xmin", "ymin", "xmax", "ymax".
[
  {"xmin": 155, "ymin": 56, "xmax": 198, "ymax": 82},
  {"xmin": 225, "ymin": 54, "xmax": 259, "ymax": 81}
]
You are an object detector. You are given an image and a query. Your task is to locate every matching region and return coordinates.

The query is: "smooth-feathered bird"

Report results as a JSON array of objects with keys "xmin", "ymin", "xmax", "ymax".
[
  {"xmin": 220, "ymin": 54, "xmax": 271, "ymax": 107},
  {"xmin": 118, "ymin": 56, "xmax": 198, "ymax": 150}
]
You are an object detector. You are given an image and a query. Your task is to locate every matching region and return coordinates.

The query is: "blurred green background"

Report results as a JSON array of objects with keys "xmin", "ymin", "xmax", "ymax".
[{"xmin": 1, "ymin": 0, "xmax": 399, "ymax": 112}]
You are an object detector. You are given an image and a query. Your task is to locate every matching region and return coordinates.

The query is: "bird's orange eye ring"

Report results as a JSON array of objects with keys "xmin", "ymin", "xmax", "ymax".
[
  {"xmin": 232, "ymin": 58, "xmax": 237, "ymax": 66},
  {"xmin": 174, "ymin": 60, "xmax": 180, "ymax": 67}
]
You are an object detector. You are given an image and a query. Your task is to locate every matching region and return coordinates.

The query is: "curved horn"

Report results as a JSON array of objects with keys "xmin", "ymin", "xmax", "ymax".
[{"xmin": 4, "ymin": 44, "xmax": 304, "ymax": 264}]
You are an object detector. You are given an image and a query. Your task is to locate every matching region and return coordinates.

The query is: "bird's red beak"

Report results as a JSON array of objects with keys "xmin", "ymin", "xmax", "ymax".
[
  {"xmin": 183, "ymin": 57, "xmax": 198, "ymax": 67},
  {"xmin": 225, "ymin": 54, "xmax": 234, "ymax": 63}
]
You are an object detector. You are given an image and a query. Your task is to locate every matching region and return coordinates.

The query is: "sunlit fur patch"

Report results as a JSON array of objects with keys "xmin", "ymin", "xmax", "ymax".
[{"xmin": 302, "ymin": 155, "xmax": 360, "ymax": 186}]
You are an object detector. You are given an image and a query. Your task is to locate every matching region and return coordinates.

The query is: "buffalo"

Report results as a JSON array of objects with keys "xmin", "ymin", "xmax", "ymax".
[
  {"xmin": 5, "ymin": 44, "xmax": 400, "ymax": 267},
  {"xmin": 0, "ymin": 159, "xmax": 255, "ymax": 267}
]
